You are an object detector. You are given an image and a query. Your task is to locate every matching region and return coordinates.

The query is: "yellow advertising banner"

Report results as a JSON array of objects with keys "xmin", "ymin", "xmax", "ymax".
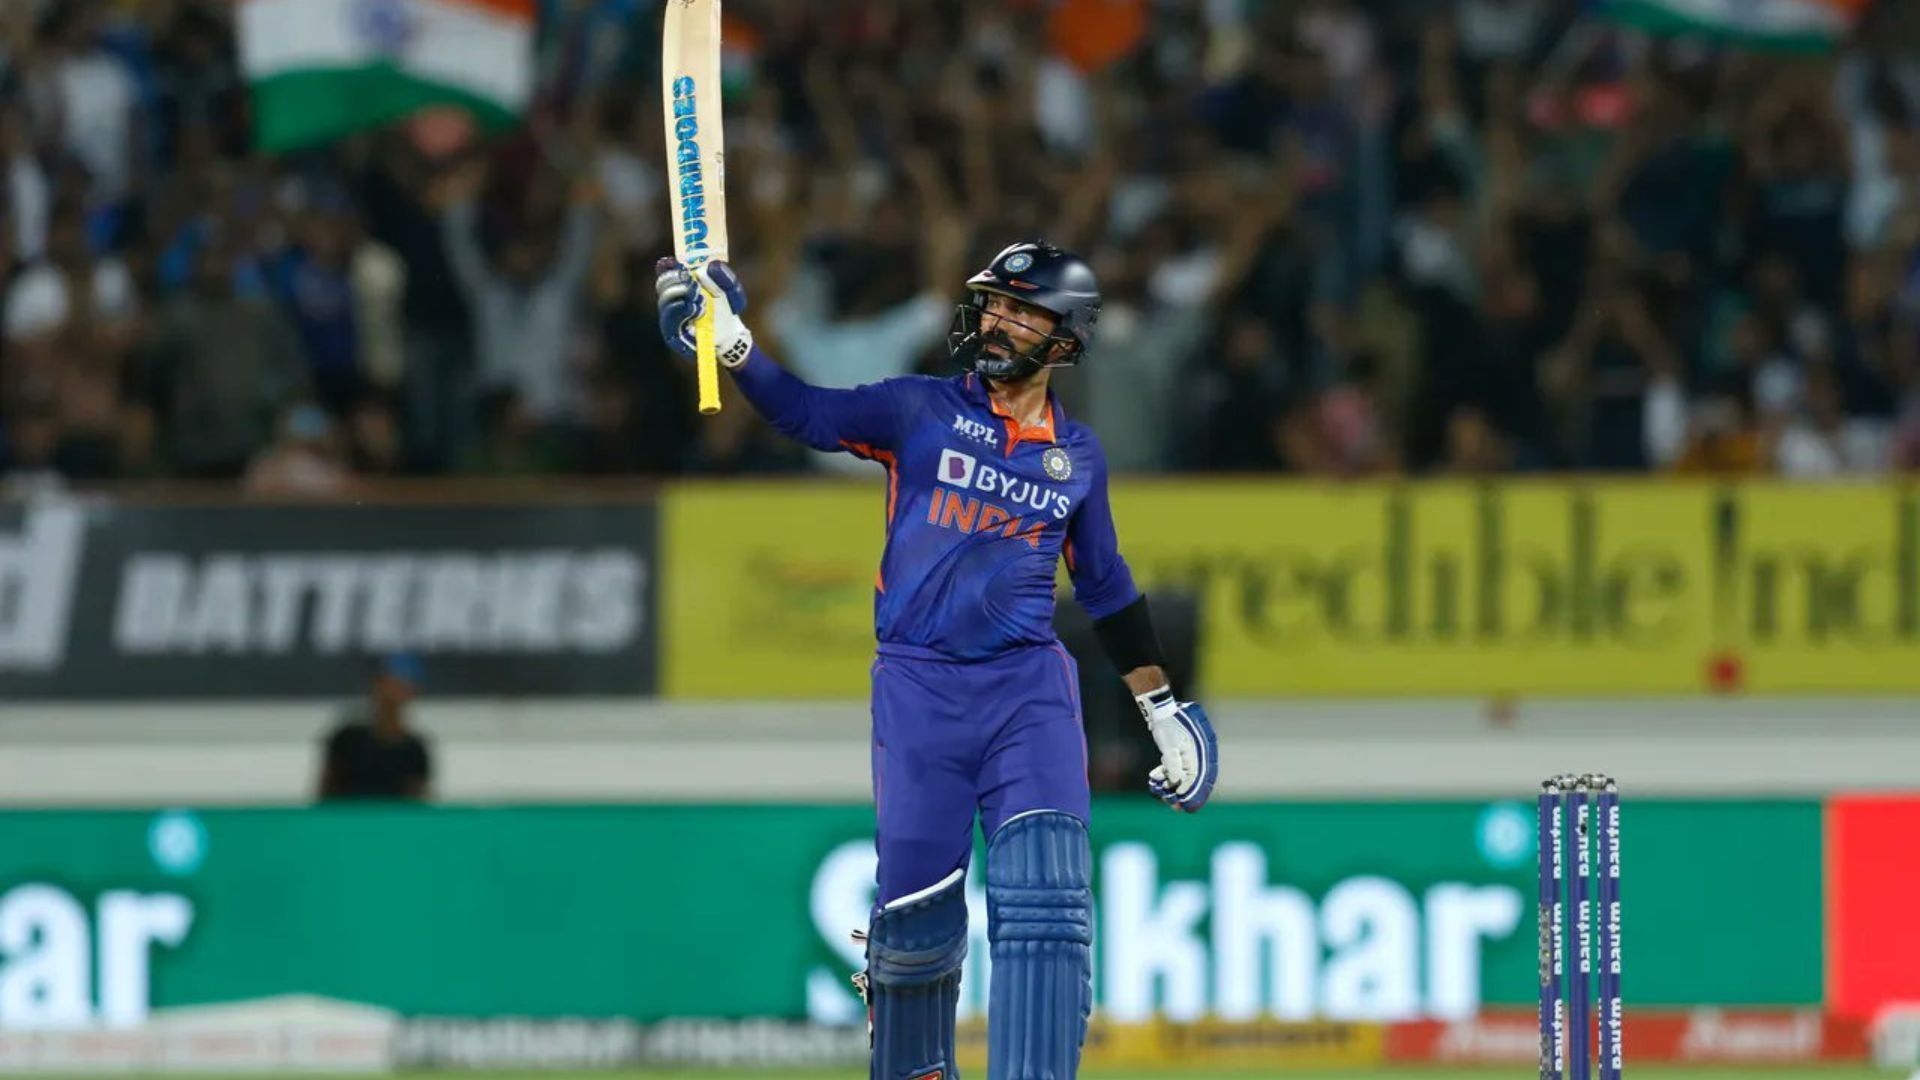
[
  {"xmin": 661, "ymin": 478, "xmax": 1920, "ymax": 697},
  {"xmin": 955, "ymin": 1018, "xmax": 1386, "ymax": 1072},
  {"xmin": 1715, "ymin": 483, "xmax": 1920, "ymax": 694},
  {"xmin": 661, "ymin": 481, "xmax": 886, "ymax": 697},
  {"xmin": 1108, "ymin": 478, "xmax": 1711, "ymax": 695}
]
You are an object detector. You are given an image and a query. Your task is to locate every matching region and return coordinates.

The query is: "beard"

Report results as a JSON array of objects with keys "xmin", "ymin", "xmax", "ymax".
[{"xmin": 981, "ymin": 329, "xmax": 1017, "ymax": 357}]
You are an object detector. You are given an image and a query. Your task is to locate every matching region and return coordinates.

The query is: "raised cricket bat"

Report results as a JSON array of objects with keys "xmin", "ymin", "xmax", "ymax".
[{"xmin": 662, "ymin": 0, "xmax": 727, "ymax": 415}]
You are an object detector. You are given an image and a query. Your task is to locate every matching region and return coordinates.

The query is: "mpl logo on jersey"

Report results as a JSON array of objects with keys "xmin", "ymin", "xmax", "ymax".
[{"xmin": 951, "ymin": 415, "xmax": 999, "ymax": 449}]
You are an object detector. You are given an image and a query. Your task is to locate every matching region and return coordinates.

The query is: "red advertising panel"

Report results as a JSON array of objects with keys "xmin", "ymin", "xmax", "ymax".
[
  {"xmin": 1826, "ymin": 795, "xmax": 1920, "ymax": 1020},
  {"xmin": 1385, "ymin": 1010, "xmax": 1867, "ymax": 1065}
]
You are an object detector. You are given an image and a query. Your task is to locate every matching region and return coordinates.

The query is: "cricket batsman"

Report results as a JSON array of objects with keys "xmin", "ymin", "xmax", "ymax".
[{"xmin": 656, "ymin": 242, "xmax": 1220, "ymax": 1080}]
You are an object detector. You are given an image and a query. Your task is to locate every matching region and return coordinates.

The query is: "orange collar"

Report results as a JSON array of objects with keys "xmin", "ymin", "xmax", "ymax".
[{"xmin": 987, "ymin": 393, "xmax": 1056, "ymax": 450}]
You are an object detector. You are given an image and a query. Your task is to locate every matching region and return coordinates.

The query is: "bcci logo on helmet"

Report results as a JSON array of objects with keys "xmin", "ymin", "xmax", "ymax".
[{"xmin": 1002, "ymin": 252, "xmax": 1033, "ymax": 273}]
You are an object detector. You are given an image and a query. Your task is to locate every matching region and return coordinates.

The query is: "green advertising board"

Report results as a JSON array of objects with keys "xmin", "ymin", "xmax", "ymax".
[{"xmin": 0, "ymin": 799, "xmax": 1821, "ymax": 1029}]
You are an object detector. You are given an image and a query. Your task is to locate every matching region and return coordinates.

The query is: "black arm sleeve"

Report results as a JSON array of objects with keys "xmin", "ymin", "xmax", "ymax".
[{"xmin": 1092, "ymin": 593, "xmax": 1166, "ymax": 674}]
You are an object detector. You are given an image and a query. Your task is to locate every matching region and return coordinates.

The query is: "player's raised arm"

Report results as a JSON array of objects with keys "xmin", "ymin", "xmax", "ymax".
[
  {"xmin": 655, "ymin": 259, "xmax": 905, "ymax": 454},
  {"xmin": 1062, "ymin": 432, "xmax": 1137, "ymax": 624},
  {"xmin": 1066, "ymin": 434, "xmax": 1220, "ymax": 813}
]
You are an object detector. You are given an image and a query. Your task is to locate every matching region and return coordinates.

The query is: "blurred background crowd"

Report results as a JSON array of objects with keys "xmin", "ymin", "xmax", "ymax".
[{"xmin": 1, "ymin": 0, "xmax": 1918, "ymax": 490}]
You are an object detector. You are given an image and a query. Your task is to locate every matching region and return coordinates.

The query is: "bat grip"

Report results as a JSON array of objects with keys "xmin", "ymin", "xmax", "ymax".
[{"xmin": 694, "ymin": 302, "xmax": 720, "ymax": 415}]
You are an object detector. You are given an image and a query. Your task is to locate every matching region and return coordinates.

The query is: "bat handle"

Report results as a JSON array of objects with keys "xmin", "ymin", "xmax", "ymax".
[{"xmin": 694, "ymin": 300, "xmax": 721, "ymax": 416}]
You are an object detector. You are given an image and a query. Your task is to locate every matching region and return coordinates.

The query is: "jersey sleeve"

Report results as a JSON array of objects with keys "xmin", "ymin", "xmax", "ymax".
[
  {"xmin": 1064, "ymin": 432, "xmax": 1140, "ymax": 620},
  {"xmin": 729, "ymin": 345, "xmax": 919, "ymax": 455}
]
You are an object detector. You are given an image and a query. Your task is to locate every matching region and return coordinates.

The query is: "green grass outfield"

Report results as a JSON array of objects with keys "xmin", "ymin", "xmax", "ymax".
[
  {"xmin": 604, "ymin": 1072, "xmax": 1892, "ymax": 1080},
  {"xmin": 60, "ymin": 1060, "xmax": 1889, "ymax": 1068},
  {"xmin": 579, "ymin": 1060, "xmax": 1889, "ymax": 1068},
  {"xmin": 297, "ymin": 1070, "xmax": 1894, "ymax": 1080}
]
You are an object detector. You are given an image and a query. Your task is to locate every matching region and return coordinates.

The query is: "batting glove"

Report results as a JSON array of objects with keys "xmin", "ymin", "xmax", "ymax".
[
  {"xmin": 655, "ymin": 258, "xmax": 754, "ymax": 367},
  {"xmin": 1136, "ymin": 687, "xmax": 1218, "ymax": 813}
]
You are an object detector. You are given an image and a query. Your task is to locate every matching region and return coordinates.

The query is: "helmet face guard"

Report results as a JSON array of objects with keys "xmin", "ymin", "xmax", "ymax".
[
  {"xmin": 948, "ymin": 290, "xmax": 1084, "ymax": 382},
  {"xmin": 948, "ymin": 241, "xmax": 1100, "ymax": 382}
]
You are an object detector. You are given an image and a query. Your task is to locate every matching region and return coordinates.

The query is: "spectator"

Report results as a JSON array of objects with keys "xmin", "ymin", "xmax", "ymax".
[
  {"xmin": 1671, "ymin": 380, "xmax": 1770, "ymax": 475},
  {"xmin": 39, "ymin": 319, "xmax": 137, "ymax": 478},
  {"xmin": 353, "ymin": 136, "xmax": 473, "ymax": 470},
  {"xmin": 1, "ymin": 102, "xmax": 49, "ymax": 260},
  {"xmin": 148, "ymin": 239, "xmax": 305, "ymax": 477},
  {"xmin": 5, "ymin": 201, "xmax": 137, "ymax": 349},
  {"xmin": 765, "ymin": 191, "xmax": 964, "ymax": 475},
  {"xmin": 0, "ymin": 4, "xmax": 32, "ymax": 88},
  {"xmin": 1742, "ymin": 79, "xmax": 1850, "ymax": 311},
  {"xmin": 588, "ymin": 91, "xmax": 663, "ymax": 251},
  {"xmin": 317, "ymin": 653, "xmax": 433, "ymax": 802},
  {"xmin": 0, "ymin": 0, "xmax": 1911, "ymax": 487},
  {"xmin": 1315, "ymin": 349, "xmax": 1400, "ymax": 476},
  {"xmin": 597, "ymin": 251, "xmax": 694, "ymax": 473},
  {"xmin": 1, "ymin": 407, "xmax": 63, "ymax": 481},
  {"xmin": 466, "ymin": 388, "xmax": 570, "ymax": 475},
  {"xmin": 1394, "ymin": 168, "xmax": 1482, "ymax": 465},
  {"xmin": 1724, "ymin": 309, "xmax": 1802, "ymax": 423},
  {"xmin": 1749, "ymin": 255, "xmax": 1834, "ymax": 369},
  {"xmin": 150, "ymin": 2, "xmax": 246, "ymax": 164},
  {"xmin": 1439, "ymin": 404, "xmax": 1514, "ymax": 474},
  {"xmin": 1079, "ymin": 166, "xmax": 1290, "ymax": 472},
  {"xmin": 1472, "ymin": 262, "xmax": 1554, "ymax": 463},
  {"xmin": 1606, "ymin": 73, "xmax": 1724, "ymax": 280},
  {"xmin": 1776, "ymin": 364, "xmax": 1891, "ymax": 476},
  {"xmin": 244, "ymin": 403, "xmax": 355, "ymax": 497},
  {"xmin": 540, "ymin": 0, "xmax": 645, "ymax": 111},
  {"xmin": 1456, "ymin": 0, "xmax": 1550, "ymax": 67},
  {"xmin": 270, "ymin": 197, "xmax": 367, "ymax": 415},
  {"xmin": 348, "ymin": 393, "xmax": 405, "ymax": 477},
  {"xmin": 350, "ymin": 210, "xmax": 410, "ymax": 400},
  {"xmin": 1051, "ymin": 246, "xmax": 1207, "ymax": 473},
  {"xmin": 1509, "ymin": 162, "xmax": 1594, "ymax": 347},
  {"xmin": 1191, "ymin": 313, "xmax": 1287, "ymax": 471},
  {"xmin": 1841, "ymin": 65, "xmax": 1919, "ymax": 249},
  {"xmin": 1833, "ymin": 246, "xmax": 1908, "ymax": 422},
  {"xmin": 1545, "ymin": 274, "xmax": 1681, "ymax": 470},
  {"xmin": 440, "ymin": 160, "xmax": 599, "ymax": 436},
  {"xmin": 24, "ymin": 0, "xmax": 142, "ymax": 207},
  {"xmin": 144, "ymin": 123, "xmax": 235, "ymax": 295}
]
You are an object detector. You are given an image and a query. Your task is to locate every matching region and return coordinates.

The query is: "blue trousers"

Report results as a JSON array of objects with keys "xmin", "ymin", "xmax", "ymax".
[{"xmin": 870, "ymin": 642, "xmax": 1090, "ymax": 905}]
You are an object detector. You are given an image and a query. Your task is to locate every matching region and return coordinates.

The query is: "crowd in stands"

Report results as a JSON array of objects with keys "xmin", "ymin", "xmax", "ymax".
[{"xmin": 1, "ymin": 0, "xmax": 1918, "ymax": 489}]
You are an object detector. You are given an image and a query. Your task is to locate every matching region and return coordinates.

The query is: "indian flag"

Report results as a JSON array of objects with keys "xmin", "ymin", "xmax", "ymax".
[
  {"xmin": 239, "ymin": 0, "xmax": 535, "ymax": 153},
  {"xmin": 1605, "ymin": 0, "xmax": 1867, "ymax": 51}
]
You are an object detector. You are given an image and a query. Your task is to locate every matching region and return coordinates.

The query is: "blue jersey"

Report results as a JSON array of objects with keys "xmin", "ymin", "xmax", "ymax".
[{"xmin": 732, "ymin": 347, "xmax": 1139, "ymax": 661}]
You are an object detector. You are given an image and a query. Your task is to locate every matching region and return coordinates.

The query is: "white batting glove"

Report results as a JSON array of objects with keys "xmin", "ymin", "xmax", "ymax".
[
  {"xmin": 1135, "ymin": 686, "xmax": 1219, "ymax": 812},
  {"xmin": 654, "ymin": 258, "xmax": 754, "ymax": 368}
]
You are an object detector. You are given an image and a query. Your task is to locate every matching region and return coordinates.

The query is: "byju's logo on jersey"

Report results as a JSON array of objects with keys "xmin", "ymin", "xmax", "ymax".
[
  {"xmin": 939, "ymin": 449, "xmax": 978, "ymax": 488},
  {"xmin": 935, "ymin": 450, "xmax": 1072, "ymax": 519},
  {"xmin": 952, "ymin": 415, "xmax": 999, "ymax": 448}
]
